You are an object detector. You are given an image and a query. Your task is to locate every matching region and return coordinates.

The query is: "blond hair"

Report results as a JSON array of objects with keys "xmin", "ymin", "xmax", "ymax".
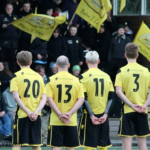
[
  {"xmin": 85, "ymin": 51, "xmax": 99, "ymax": 64},
  {"xmin": 16, "ymin": 51, "xmax": 32, "ymax": 66}
]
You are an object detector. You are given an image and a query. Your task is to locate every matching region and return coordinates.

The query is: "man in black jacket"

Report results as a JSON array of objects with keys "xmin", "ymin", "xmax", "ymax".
[
  {"xmin": 18, "ymin": 1, "xmax": 32, "ymax": 52},
  {"xmin": 29, "ymin": 38, "xmax": 48, "ymax": 69},
  {"xmin": 66, "ymin": 25, "xmax": 83, "ymax": 71},
  {"xmin": 104, "ymin": 25, "xmax": 131, "ymax": 81},
  {"xmin": 0, "ymin": 3, "xmax": 19, "ymax": 73}
]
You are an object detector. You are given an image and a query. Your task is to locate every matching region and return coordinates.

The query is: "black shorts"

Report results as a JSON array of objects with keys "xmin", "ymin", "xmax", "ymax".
[
  {"xmin": 47, "ymin": 125, "xmax": 80, "ymax": 148},
  {"xmin": 118, "ymin": 112, "xmax": 150, "ymax": 137},
  {"xmin": 12, "ymin": 116, "xmax": 42, "ymax": 147},
  {"xmin": 79, "ymin": 113, "xmax": 111, "ymax": 149}
]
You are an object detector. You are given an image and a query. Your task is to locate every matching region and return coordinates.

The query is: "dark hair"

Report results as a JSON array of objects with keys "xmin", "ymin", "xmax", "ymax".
[
  {"xmin": 0, "ymin": 62, "xmax": 12, "ymax": 78},
  {"xmin": 5, "ymin": 3, "xmax": 13, "ymax": 8},
  {"xmin": 35, "ymin": 65, "xmax": 45, "ymax": 73},
  {"xmin": 125, "ymin": 43, "xmax": 139, "ymax": 59},
  {"xmin": 54, "ymin": 27, "xmax": 60, "ymax": 33},
  {"xmin": 69, "ymin": 25, "xmax": 77, "ymax": 30}
]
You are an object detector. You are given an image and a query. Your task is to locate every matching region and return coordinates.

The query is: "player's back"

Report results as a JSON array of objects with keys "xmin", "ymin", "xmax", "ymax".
[
  {"xmin": 116, "ymin": 63, "xmax": 150, "ymax": 113},
  {"xmin": 10, "ymin": 68, "xmax": 46, "ymax": 118},
  {"xmin": 80, "ymin": 68, "xmax": 114, "ymax": 114},
  {"xmin": 47, "ymin": 71, "xmax": 83, "ymax": 125}
]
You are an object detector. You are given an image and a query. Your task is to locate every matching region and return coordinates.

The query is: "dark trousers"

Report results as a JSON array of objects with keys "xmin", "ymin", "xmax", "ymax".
[
  {"xmin": 104, "ymin": 58, "xmax": 127, "ymax": 82},
  {"xmin": 0, "ymin": 47, "xmax": 17, "ymax": 73}
]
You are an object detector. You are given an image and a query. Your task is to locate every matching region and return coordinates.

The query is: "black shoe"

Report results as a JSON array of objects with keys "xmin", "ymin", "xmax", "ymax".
[{"xmin": 3, "ymin": 135, "xmax": 12, "ymax": 141}]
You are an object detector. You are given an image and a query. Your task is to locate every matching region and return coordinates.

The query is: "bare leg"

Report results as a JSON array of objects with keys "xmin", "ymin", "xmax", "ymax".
[
  {"xmin": 52, "ymin": 148, "xmax": 62, "ymax": 150},
  {"xmin": 121, "ymin": 137, "xmax": 132, "ymax": 150},
  {"xmin": 137, "ymin": 137, "xmax": 148, "ymax": 150},
  {"xmin": 12, "ymin": 147, "xmax": 21, "ymax": 150}
]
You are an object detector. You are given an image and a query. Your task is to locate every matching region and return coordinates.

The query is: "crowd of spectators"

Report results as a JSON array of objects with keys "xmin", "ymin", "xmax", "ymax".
[{"xmin": 0, "ymin": 0, "xmax": 134, "ymax": 141}]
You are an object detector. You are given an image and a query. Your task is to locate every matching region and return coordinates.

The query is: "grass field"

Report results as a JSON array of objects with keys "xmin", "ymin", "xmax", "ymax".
[{"xmin": 1, "ymin": 147, "xmax": 150, "ymax": 150}]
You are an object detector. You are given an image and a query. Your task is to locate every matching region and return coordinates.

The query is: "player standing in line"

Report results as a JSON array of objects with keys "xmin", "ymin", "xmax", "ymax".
[
  {"xmin": 46, "ymin": 56, "xmax": 84, "ymax": 150},
  {"xmin": 10, "ymin": 51, "xmax": 47, "ymax": 150},
  {"xmin": 79, "ymin": 51, "xmax": 114, "ymax": 150},
  {"xmin": 115, "ymin": 43, "xmax": 150, "ymax": 150}
]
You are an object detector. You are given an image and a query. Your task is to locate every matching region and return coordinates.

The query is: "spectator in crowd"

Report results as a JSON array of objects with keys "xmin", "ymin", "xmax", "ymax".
[
  {"xmin": 123, "ymin": 21, "xmax": 134, "ymax": 41},
  {"xmin": 0, "ymin": 3, "xmax": 19, "ymax": 73},
  {"xmin": 35, "ymin": 65, "xmax": 48, "ymax": 85},
  {"xmin": 46, "ymin": 8, "xmax": 53, "ymax": 16},
  {"xmin": 47, "ymin": 28, "xmax": 68, "ymax": 65},
  {"xmin": 62, "ymin": 0, "xmax": 80, "ymax": 26},
  {"xmin": 0, "ymin": 62, "xmax": 12, "ymax": 93},
  {"xmin": 96, "ymin": 23, "xmax": 111, "ymax": 70},
  {"xmin": 0, "ymin": 82, "xmax": 12, "ymax": 141},
  {"xmin": 49, "ymin": 62, "xmax": 58, "ymax": 75},
  {"xmin": 29, "ymin": 37, "xmax": 48, "ymax": 69},
  {"xmin": 18, "ymin": 1, "xmax": 32, "ymax": 52},
  {"xmin": 104, "ymin": 25, "xmax": 131, "ymax": 81},
  {"xmin": 78, "ymin": 22, "xmax": 97, "ymax": 50},
  {"xmin": 66, "ymin": 25, "xmax": 83, "ymax": 71},
  {"xmin": 39, "ymin": 0, "xmax": 57, "ymax": 14},
  {"xmin": 72, "ymin": 65, "xmax": 81, "ymax": 77}
]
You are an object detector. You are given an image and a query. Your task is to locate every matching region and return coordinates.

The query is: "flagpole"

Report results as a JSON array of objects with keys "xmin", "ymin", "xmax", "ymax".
[{"xmin": 64, "ymin": 12, "xmax": 76, "ymax": 35}]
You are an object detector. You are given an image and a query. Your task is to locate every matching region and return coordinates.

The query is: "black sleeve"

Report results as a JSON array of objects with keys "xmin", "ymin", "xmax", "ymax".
[
  {"xmin": 84, "ymin": 92, "xmax": 94, "ymax": 116},
  {"xmin": 62, "ymin": 36, "xmax": 68, "ymax": 56},
  {"xmin": 105, "ymin": 92, "xmax": 115, "ymax": 114},
  {"xmin": 78, "ymin": 38, "xmax": 84, "ymax": 62},
  {"xmin": 108, "ymin": 38, "xmax": 113, "ymax": 61},
  {"xmin": 29, "ymin": 38, "xmax": 39, "ymax": 58}
]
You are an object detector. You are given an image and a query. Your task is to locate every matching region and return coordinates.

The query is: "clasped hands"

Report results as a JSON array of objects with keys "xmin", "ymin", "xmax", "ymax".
[
  {"xmin": 59, "ymin": 112, "xmax": 72, "ymax": 124},
  {"xmin": 90, "ymin": 113, "xmax": 108, "ymax": 125},
  {"xmin": 131, "ymin": 104, "xmax": 147, "ymax": 113},
  {"xmin": 28, "ymin": 112, "xmax": 38, "ymax": 121}
]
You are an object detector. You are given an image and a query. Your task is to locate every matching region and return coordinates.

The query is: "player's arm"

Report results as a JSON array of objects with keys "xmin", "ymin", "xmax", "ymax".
[
  {"xmin": 47, "ymin": 97, "xmax": 62, "ymax": 117},
  {"xmin": 105, "ymin": 92, "xmax": 114, "ymax": 114},
  {"xmin": 34, "ymin": 94, "xmax": 46, "ymax": 114},
  {"xmin": 13, "ymin": 91, "xmax": 32, "ymax": 116},
  {"xmin": 141, "ymin": 87, "xmax": 150, "ymax": 113},
  {"xmin": 116, "ymin": 86, "xmax": 141, "ymax": 112}
]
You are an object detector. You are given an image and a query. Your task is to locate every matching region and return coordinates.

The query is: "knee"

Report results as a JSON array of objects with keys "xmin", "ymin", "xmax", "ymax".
[
  {"xmin": 138, "ymin": 142, "xmax": 147, "ymax": 150},
  {"xmin": 122, "ymin": 142, "xmax": 132, "ymax": 150}
]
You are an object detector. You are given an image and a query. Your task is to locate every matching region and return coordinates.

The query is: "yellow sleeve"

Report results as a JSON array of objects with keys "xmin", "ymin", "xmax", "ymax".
[
  {"xmin": 77, "ymin": 83, "xmax": 84, "ymax": 98},
  {"xmin": 46, "ymin": 79, "xmax": 53, "ymax": 97},
  {"xmin": 115, "ymin": 72, "xmax": 123, "ymax": 87},
  {"xmin": 149, "ymin": 73, "xmax": 150, "ymax": 87},
  {"xmin": 109, "ymin": 80, "xmax": 114, "ymax": 92},
  {"xmin": 10, "ymin": 75, "xmax": 18, "ymax": 92},
  {"xmin": 41, "ymin": 80, "xmax": 47, "ymax": 95}
]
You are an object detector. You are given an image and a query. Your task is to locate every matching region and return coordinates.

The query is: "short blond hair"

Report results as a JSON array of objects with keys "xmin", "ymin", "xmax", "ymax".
[
  {"xmin": 56, "ymin": 55, "xmax": 69, "ymax": 69},
  {"xmin": 16, "ymin": 51, "xmax": 32, "ymax": 66},
  {"xmin": 85, "ymin": 51, "xmax": 99, "ymax": 64}
]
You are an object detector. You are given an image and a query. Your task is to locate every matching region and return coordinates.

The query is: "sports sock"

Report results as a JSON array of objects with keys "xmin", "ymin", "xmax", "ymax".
[{"xmin": 12, "ymin": 147, "xmax": 21, "ymax": 150}]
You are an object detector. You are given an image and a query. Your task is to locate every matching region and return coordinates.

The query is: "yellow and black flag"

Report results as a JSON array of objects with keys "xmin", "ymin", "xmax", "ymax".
[
  {"xmin": 75, "ymin": 0, "xmax": 111, "ymax": 32},
  {"xmin": 133, "ymin": 22, "xmax": 150, "ymax": 62}
]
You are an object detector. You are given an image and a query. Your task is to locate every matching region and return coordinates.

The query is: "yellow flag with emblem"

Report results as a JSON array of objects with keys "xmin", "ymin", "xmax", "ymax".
[
  {"xmin": 75, "ymin": 0, "xmax": 108, "ymax": 32},
  {"xmin": 120, "ymin": 0, "xmax": 126, "ymax": 13},
  {"xmin": 133, "ymin": 22, "xmax": 150, "ymax": 62},
  {"xmin": 11, "ymin": 14, "xmax": 66, "ymax": 41}
]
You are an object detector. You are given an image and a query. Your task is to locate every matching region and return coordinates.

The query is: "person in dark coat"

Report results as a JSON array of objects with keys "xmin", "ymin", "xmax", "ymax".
[
  {"xmin": 0, "ymin": 3, "xmax": 20, "ymax": 73},
  {"xmin": 62, "ymin": 0, "xmax": 80, "ymax": 25},
  {"xmin": 18, "ymin": 1, "xmax": 32, "ymax": 52},
  {"xmin": 78, "ymin": 22, "xmax": 97, "ymax": 50},
  {"xmin": 47, "ymin": 28, "xmax": 68, "ymax": 64},
  {"xmin": 123, "ymin": 21, "xmax": 134, "ymax": 41},
  {"xmin": 104, "ymin": 25, "xmax": 131, "ymax": 81},
  {"xmin": 29, "ymin": 38, "xmax": 48, "ymax": 69},
  {"xmin": 96, "ymin": 23, "xmax": 111, "ymax": 70},
  {"xmin": 66, "ymin": 25, "xmax": 83, "ymax": 70}
]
